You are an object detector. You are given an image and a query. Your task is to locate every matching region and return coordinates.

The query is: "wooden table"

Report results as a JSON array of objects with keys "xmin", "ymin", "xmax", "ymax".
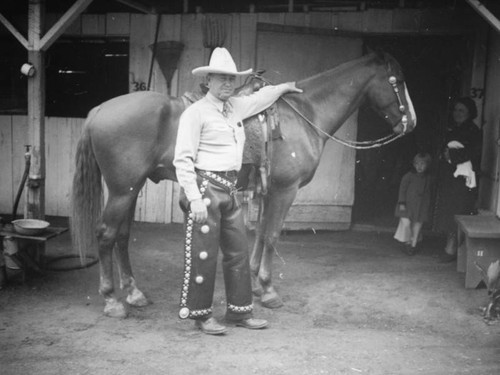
[
  {"xmin": 1, "ymin": 225, "xmax": 68, "ymax": 278},
  {"xmin": 455, "ymin": 215, "xmax": 500, "ymax": 288},
  {"xmin": 0, "ymin": 226, "xmax": 68, "ymax": 242}
]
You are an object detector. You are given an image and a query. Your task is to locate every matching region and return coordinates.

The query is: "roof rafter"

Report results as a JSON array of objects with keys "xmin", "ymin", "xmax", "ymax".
[
  {"xmin": 115, "ymin": 0, "xmax": 157, "ymax": 13},
  {"xmin": 466, "ymin": 0, "xmax": 500, "ymax": 33},
  {"xmin": 40, "ymin": 0, "xmax": 95, "ymax": 51}
]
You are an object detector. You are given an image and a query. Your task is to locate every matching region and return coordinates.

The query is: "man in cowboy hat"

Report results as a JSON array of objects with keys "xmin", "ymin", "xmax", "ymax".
[{"xmin": 174, "ymin": 47, "xmax": 302, "ymax": 335}]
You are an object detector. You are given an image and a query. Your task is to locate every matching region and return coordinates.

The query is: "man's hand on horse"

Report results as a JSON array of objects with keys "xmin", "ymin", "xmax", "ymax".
[
  {"xmin": 284, "ymin": 82, "xmax": 303, "ymax": 94},
  {"xmin": 190, "ymin": 198, "xmax": 208, "ymax": 223}
]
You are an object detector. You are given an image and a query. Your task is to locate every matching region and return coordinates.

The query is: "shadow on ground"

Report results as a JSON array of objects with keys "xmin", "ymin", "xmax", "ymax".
[{"xmin": 1, "ymin": 223, "xmax": 499, "ymax": 375}]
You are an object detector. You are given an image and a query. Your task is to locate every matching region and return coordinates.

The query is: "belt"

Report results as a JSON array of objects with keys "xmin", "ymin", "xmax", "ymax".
[
  {"xmin": 196, "ymin": 169, "xmax": 238, "ymax": 179},
  {"xmin": 196, "ymin": 169, "xmax": 239, "ymax": 195}
]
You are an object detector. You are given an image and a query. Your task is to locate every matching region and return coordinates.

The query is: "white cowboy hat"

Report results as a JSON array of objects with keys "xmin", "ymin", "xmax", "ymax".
[{"xmin": 192, "ymin": 47, "xmax": 253, "ymax": 76}]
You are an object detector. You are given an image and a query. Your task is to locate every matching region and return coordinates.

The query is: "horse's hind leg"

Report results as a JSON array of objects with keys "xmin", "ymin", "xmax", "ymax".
[
  {"xmin": 97, "ymin": 193, "xmax": 140, "ymax": 318},
  {"xmin": 115, "ymin": 195, "xmax": 148, "ymax": 308}
]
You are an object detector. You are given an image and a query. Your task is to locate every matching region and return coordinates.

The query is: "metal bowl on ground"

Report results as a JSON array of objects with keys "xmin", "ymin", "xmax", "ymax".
[{"xmin": 12, "ymin": 219, "xmax": 50, "ymax": 235}]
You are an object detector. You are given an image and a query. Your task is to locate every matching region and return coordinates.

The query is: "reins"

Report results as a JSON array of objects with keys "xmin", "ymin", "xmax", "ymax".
[
  {"xmin": 279, "ymin": 96, "xmax": 404, "ymax": 149},
  {"xmin": 249, "ymin": 72, "xmax": 408, "ymax": 150}
]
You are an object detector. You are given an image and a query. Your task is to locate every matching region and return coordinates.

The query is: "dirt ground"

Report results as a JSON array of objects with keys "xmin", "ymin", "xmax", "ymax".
[{"xmin": 1, "ymin": 222, "xmax": 499, "ymax": 375}]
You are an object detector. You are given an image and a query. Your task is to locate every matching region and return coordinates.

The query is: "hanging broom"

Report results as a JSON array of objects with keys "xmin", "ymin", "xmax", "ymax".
[{"xmin": 202, "ymin": 15, "xmax": 228, "ymax": 56}]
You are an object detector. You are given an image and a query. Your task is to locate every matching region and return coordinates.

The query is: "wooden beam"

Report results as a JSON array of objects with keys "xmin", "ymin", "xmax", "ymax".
[
  {"xmin": 115, "ymin": 0, "xmax": 156, "ymax": 14},
  {"xmin": 0, "ymin": 13, "xmax": 29, "ymax": 49},
  {"xmin": 466, "ymin": 0, "xmax": 500, "ymax": 33},
  {"xmin": 39, "ymin": 0, "xmax": 94, "ymax": 51},
  {"xmin": 26, "ymin": 0, "xmax": 46, "ymax": 219}
]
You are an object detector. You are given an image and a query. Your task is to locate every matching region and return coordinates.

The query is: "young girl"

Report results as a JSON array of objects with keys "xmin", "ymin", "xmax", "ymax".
[{"xmin": 394, "ymin": 153, "xmax": 433, "ymax": 255}]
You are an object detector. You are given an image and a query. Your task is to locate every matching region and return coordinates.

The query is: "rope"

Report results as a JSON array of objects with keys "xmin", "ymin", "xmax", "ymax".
[{"xmin": 147, "ymin": 14, "xmax": 162, "ymax": 91}]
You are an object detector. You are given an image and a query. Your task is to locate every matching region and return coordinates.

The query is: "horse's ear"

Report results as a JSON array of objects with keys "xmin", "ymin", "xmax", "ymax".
[
  {"xmin": 199, "ymin": 83, "xmax": 208, "ymax": 95},
  {"xmin": 254, "ymin": 69, "xmax": 266, "ymax": 77},
  {"xmin": 374, "ymin": 48, "xmax": 385, "ymax": 60},
  {"xmin": 363, "ymin": 45, "xmax": 385, "ymax": 61}
]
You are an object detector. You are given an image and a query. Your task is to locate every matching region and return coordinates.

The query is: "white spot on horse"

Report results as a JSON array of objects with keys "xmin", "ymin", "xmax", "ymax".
[
  {"xmin": 129, "ymin": 187, "xmax": 133, "ymax": 191},
  {"xmin": 291, "ymin": 152, "xmax": 296, "ymax": 158},
  {"xmin": 404, "ymin": 83, "xmax": 417, "ymax": 127}
]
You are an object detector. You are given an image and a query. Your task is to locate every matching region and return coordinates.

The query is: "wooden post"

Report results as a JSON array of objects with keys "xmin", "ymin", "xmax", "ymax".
[{"xmin": 26, "ymin": 0, "xmax": 46, "ymax": 219}]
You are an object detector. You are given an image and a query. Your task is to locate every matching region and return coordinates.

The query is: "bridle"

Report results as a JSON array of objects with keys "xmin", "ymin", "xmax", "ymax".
[
  {"xmin": 247, "ymin": 73, "xmax": 410, "ymax": 150},
  {"xmin": 388, "ymin": 76, "xmax": 409, "ymax": 134}
]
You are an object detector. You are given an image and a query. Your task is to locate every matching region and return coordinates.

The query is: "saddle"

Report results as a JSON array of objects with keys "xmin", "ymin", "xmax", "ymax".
[{"xmin": 181, "ymin": 76, "xmax": 283, "ymax": 195}]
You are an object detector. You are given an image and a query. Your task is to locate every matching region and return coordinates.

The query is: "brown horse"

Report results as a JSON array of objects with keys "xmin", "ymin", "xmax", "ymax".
[{"xmin": 71, "ymin": 52, "xmax": 416, "ymax": 317}]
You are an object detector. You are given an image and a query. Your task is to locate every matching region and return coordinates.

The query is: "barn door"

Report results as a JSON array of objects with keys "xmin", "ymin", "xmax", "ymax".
[{"xmin": 254, "ymin": 24, "xmax": 362, "ymax": 230}]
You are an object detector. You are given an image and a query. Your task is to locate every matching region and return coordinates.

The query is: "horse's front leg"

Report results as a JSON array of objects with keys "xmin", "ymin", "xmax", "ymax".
[
  {"xmin": 250, "ymin": 199, "xmax": 265, "ymax": 297},
  {"xmin": 256, "ymin": 187, "xmax": 298, "ymax": 308}
]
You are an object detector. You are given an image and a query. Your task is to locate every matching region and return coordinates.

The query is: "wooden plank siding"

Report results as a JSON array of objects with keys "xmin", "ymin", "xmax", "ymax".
[
  {"xmin": 0, "ymin": 115, "xmax": 83, "ymax": 218},
  {"xmin": 0, "ymin": 9, "xmax": 482, "ymax": 224},
  {"xmin": 0, "ymin": 116, "xmax": 14, "ymax": 215}
]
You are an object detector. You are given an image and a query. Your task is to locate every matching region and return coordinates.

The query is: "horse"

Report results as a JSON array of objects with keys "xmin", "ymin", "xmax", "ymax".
[{"xmin": 71, "ymin": 51, "xmax": 416, "ymax": 317}]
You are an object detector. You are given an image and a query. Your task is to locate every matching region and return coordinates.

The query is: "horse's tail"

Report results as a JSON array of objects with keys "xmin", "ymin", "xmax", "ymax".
[{"xmin": 70, "ymin": 107, "xmax": 103, "ymax": 261}]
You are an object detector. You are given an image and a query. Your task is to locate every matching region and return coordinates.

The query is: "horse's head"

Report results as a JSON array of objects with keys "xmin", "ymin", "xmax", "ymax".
[{"xmin": 367, "ymin": 52, "xmax": 417, "ymax": 135}]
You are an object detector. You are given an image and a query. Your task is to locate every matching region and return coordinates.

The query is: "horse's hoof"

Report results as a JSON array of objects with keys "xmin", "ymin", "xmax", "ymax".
[
  {"xmin": 251, "ymin": 275, "xmax": 263, "ymax": 297},
  {"xmin": 252, "ymin": 286, "xmax": 263, "ymax": 297},
  {"xmin": 261, "ymin": 294, "xmax": 284, "ymax": 309},
  {"xmin": 126, "ymin": 289, "xmax": 149, "ymax": 307},
  {"xmin": 104, "ymin": 300, "xmax": 128, "ymax": 318}
]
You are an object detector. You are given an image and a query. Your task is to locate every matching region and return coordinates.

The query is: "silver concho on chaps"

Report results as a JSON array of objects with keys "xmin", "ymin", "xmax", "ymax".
[{"xmin": 178, "ymin": 170, "xmax": 254, "ymax": 320}]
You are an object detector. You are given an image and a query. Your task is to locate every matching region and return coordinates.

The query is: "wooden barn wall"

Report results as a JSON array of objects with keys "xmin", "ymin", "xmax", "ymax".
[
  {"xmin": 0, "ymin": 9, "xmax": 480, "ymax": 223},
  {"xmin": 0, "ymin": 115, "xmax": 83, "ymax": 217},
  {"xmin": 480, "ymin": 30, "xmax": 500, "ymax": 217}
]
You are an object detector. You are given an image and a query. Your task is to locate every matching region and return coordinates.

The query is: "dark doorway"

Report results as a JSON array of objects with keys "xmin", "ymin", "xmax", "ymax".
[
  {"xmin": 352, "ymin": 35, "xmax": 470, "ymax": 228},
  {"xmin": 46, "ymin": 38, "xmax": 129, "ymax": 118}
]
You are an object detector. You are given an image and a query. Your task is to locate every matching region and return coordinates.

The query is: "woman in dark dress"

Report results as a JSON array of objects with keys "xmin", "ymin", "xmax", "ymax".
[{"xmin": 433, "ymin": 97, "xmax": 482, "ymax": 262}]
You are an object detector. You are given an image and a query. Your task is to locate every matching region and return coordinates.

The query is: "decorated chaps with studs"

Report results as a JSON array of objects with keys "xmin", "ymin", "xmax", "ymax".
[{"xmin": 178, "ymin": 170, "xmax": 254, "ymax": 321}]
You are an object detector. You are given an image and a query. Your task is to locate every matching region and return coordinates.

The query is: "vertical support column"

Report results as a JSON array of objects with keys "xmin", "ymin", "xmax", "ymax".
[
  {"xmin": 26, "ymin": 0, "xmax": 46, "ymax": 219},
  {"xmin": 469, "ymin": 24, "xmax": 488, "ymax": 127},
  {"xmin": 468, "ymin": 24, "xmax": 488, "ymax": 210}
]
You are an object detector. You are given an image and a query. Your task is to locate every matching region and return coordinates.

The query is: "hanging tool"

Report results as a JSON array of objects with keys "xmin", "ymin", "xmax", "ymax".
[{"xmin": 11, "ymin": 145, "xmax": 31, "ymax": 223}]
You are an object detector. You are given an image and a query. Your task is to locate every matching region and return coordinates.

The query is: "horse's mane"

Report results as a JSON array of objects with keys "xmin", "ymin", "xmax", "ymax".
[{"xmin": 298, "ymin": 51, "xmax": 403, "ymax": 86}]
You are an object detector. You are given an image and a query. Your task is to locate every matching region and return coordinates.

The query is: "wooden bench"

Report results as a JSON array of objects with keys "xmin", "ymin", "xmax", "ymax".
[{"xmin": 455, "ymin": 214, "xmax": 500, "ymax": 288}]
